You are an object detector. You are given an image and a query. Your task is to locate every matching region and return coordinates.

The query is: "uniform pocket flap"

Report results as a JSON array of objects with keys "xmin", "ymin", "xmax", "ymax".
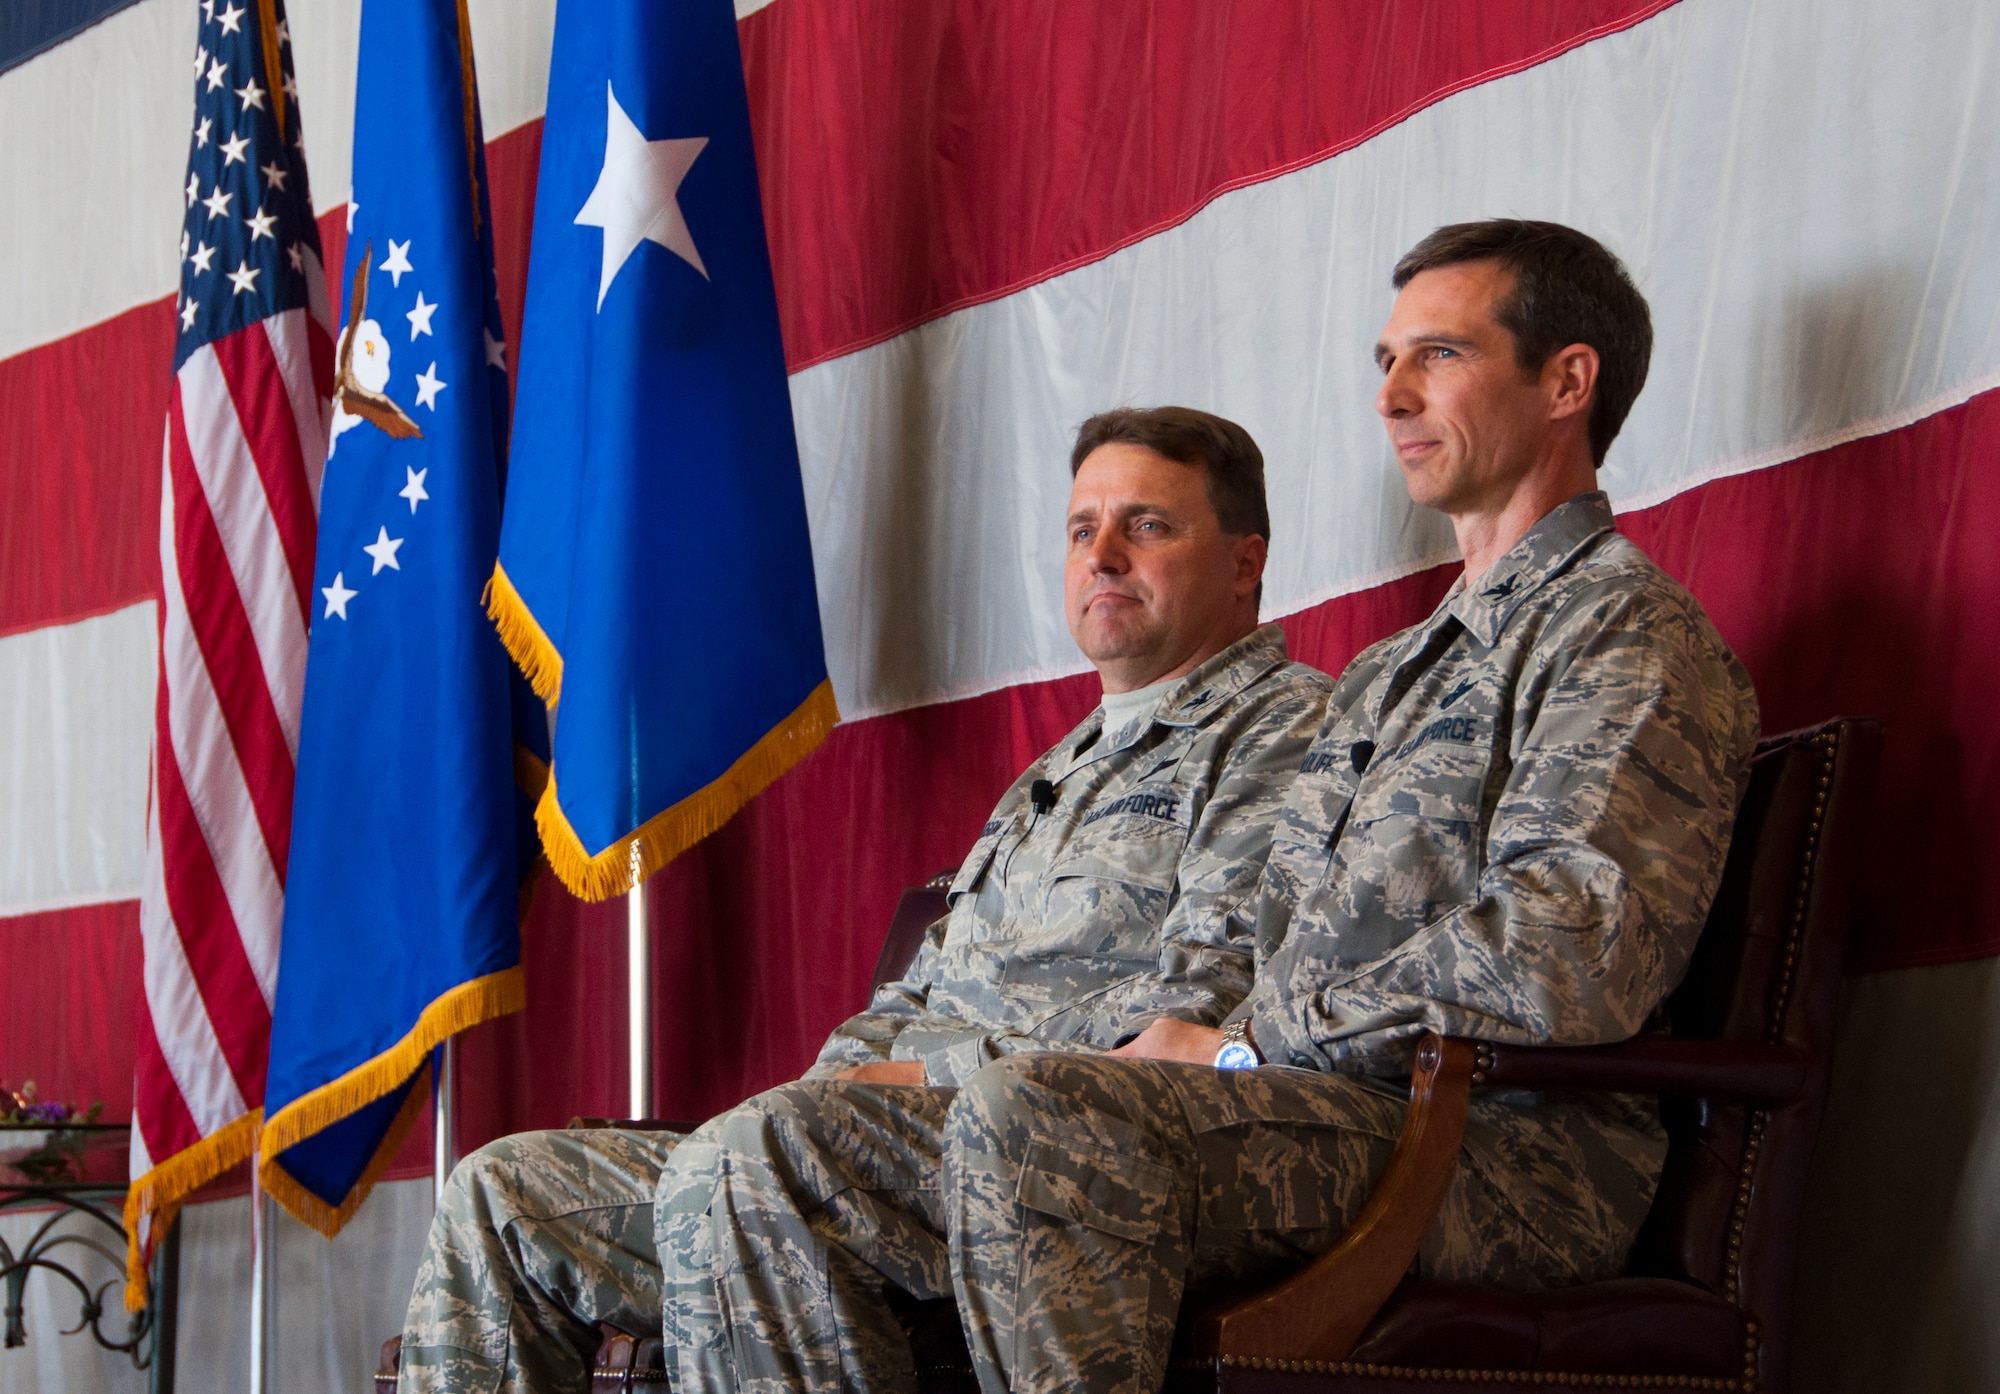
[
  {"xmin": 1016, "ymin": 1135, "xmax": 1173, "ymax": 1243},
  {"xmin": 1349, "ymin": 741, "xmax": 1492, "ymax": 825}
]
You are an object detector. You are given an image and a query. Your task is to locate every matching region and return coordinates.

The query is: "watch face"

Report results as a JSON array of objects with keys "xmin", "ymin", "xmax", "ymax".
[{"xmin": 1215, "ymin": 1042, "xmax": 1260, "ymax": 1071}]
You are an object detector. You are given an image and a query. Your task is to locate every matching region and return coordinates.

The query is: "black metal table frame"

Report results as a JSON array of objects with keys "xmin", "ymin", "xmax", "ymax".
[{"xmin": 1, "ymin": 1124, "xmax": 179, "ymax": 1394}]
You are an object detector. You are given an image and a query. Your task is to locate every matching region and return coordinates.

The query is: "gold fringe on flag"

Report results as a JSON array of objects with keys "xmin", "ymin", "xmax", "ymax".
[
  {"xmin": 484, "ymin": 561, "xmax": 563, "ymax": 705},
  {"xmin": 257, "ymin": 967, "xmax": 525, "ymax": 1237},
  {"xmin": 538, "ymin": 679, "xmax": 839, "ymax": 901},
  {"xmin": 122, "ymin": 1109, "xmax": 262, "ymax": 1312},
  {"xmin": 258, "ymin": 1071, "xmax": 431, "ymax": 1238}
]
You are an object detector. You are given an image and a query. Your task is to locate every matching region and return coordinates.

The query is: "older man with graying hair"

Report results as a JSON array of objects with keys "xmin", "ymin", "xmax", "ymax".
[{"xmin": 397, "ymin": 405, "xmax": 1332, "ymax": 1392}]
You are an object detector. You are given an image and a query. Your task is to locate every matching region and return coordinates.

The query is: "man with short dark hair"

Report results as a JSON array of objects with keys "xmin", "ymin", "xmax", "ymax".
[
  {"xmin": 830, "ymin": 219, "xmax": 1757, "ymax": 1394},
  {"xmin": 398, "ymin": 407, "xmax": 1330, "ymax": 1393}
]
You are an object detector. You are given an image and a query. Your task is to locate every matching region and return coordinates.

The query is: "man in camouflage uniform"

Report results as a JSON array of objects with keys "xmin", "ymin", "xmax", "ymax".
[
  {"xmin": 656, "ymin": 221, "xmax": 1760, "ymax": 1394},
  {"xmin": 397, "ymin": 406, "xmax": 1331, "ymax": 1392}
]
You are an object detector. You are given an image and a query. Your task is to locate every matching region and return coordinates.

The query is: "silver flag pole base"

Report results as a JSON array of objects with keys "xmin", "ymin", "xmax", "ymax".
[
  {"xmin": 433, "ymin": 1035, "xmax": 458, "ymax": 1208},
  {"xmin": 628, "ymin": 873, "xmax": 652, "ymax": 1121},
  {"xmin": 248, "ymin": 1163, "xmax": 274, "ymax": 1393}
]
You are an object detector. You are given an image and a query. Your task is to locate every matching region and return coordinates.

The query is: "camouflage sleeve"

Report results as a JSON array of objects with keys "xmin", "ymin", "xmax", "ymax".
[
  {"xmin": 800, "ymin": 915, "xmax": 949, "ymax": 1079},
  {"xmin": 1250, "ymin": 583, "xmax": 1758, "ymax": 1075}
]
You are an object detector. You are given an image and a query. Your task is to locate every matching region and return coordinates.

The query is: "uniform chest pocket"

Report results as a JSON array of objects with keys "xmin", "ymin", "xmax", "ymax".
[
  {"xmin": 998, "ymin": 798, "xmax": 1190, "ymax": 1002},
  {"xmin": 1043, "ymin": 789, "xmax": 1189, "ymax": 893},
  {"xmin": 1347, "ymin": 740, "xmax": 1493, "ymax": 827}
]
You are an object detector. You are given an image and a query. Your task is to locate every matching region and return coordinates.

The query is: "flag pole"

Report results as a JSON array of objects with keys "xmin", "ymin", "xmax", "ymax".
[
  {"xmin": 248, "ymin": 1162, "xmax": 274, "ymax": 1393},
  {"xmin": 628, "ymin": 844, "xmax": 651, "ymax": 1120},
  {"xmin": 432, "ymin": 1037, "xmax": 458, "ymax": 1206}
]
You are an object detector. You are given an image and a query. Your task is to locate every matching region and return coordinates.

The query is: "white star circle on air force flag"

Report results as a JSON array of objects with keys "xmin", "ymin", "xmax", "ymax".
[{"xmin": 574, "ymin": 82, "xmax": 709, "ymax": 309}]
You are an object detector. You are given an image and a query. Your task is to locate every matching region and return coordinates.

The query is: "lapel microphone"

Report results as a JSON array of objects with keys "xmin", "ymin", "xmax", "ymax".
[{"xmin": 1030, "ymin": 779, "xmax": 1058, "ymax": 814}]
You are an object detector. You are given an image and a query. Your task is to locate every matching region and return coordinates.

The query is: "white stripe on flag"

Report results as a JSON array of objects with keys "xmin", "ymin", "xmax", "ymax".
[
  {"xmin": 263, "ymin": 309, "xmax": 331, "ymax": 518},
  {"xmin": 138, "ymin": 746, "xmax": 251, "ymax": 1135},
  {"xmin": 0, "ymin": 603, "xmax": 154, "ymax": 917},
  {"xmin": 177, "ymin": 348, "xmax": 310, "ymax": 760},
  {"xmin": 157, "ymin": 445, "xmax": 285, "ymax": 1005}
]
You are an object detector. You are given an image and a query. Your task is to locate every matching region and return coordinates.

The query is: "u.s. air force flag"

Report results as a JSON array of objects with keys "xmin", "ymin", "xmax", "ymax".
[
  {"xmin": 257, "ymin": 0, "xmax": 540, "ymax": 1233},
  {"xmin": 488, "ymin": 0, "xmax": 835, "ymax": 900}
]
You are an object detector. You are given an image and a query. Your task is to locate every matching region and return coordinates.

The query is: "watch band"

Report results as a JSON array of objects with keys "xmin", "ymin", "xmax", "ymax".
[{"xmin": 1214, "ymin": 1019, "xmax": 1263, "ymax": 1070}]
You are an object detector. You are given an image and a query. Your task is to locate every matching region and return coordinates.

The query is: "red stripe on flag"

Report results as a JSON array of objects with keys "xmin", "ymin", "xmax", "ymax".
[
  {"xmin": 0, "ymin": 299, "xmax": 171, "ymax": 636},
  {"xmin": 165, "ymin": 384, "xmax": 296, "ymax": 882},
  {"xmin": 131, "ymin": 963, "xmax": 206, "ymax": 1163},
  {"xmin": 211, "ymin": 326, "xmax": 319, "ymax": 627},
  {"xmin": 151, "ymin": 675, "xmax": 273, "ymax": 1106},
  {"xmin": 743, "ymin": 0, "xmax": 1679, "ymax": 370}
]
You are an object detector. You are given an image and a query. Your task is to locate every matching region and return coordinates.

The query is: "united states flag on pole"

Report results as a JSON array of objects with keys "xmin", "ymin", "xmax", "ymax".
[{"xmin": 126, "ymin": 0, "xmax": 330, "ymax": 1306}]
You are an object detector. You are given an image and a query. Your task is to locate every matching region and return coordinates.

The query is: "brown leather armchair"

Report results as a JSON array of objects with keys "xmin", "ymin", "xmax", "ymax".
[
  {"xmin": 1179, "ymin": 715, "xmax": 1882, "ymax": 1393},
  {"xmin": 387, "ymin": 717, "xmax": 1881, "ymax": 1394}
]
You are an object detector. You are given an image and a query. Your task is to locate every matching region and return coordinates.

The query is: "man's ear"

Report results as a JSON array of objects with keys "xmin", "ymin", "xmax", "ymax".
[
  {"xmin": 1235, "ymin": 533, "xmax": 1269, "ymax": 598},
  {"xmin": 1546, "ymin": 342, "xmax": 1599, "ymax": 424}
]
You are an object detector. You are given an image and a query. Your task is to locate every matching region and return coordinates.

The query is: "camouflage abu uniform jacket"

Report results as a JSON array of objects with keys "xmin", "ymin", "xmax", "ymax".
[
  {"xmin": 1239, "ymin": 493, "xmax": 1759, "ymax": 1198},
  {"xmin": 810, "ymin": 624, "xmax": 1330, "ymax": 1087}
]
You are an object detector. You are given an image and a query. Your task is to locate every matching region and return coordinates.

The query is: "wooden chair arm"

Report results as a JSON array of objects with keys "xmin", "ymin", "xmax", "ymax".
[
  {"xmin": 1475, "ymin": 1038, "xmax": 1807, "ymax": 1103},
  {"xmin": 1186, "ymin": 1034, "xmax": 1477, "ymax": 1364}
]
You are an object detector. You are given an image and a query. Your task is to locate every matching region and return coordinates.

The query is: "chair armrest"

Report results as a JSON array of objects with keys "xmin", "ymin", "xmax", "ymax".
[
  {"xmin": 1186, "ymin": 1034, "xmax": 1478, "ymax": 1364},
  {"xmin": 1475, "ymin": 1038, "xmax": 1808, "ymax": 1104}
]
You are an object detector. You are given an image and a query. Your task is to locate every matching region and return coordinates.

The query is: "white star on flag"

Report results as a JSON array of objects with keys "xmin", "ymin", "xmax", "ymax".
[
  {"xmin": 221, "ymin": 132, "xmax": 249, "ymax": 166},
  {"xmin": 237, "ymin": 77, "xmax": 266, "ymax": 112},
  {"xmin": 180, "ymin": 299, "xmax": 198, "ymax": 330},
  {"xmin": 483, "ymin": 329, "xmax": 506, "ymax": 370},
  {"xmin": 205, "ymin": 57, "xmax": 227, "ymax": 92},
  {"xmin": 246, "ymin": 207, "xmax": 277, "ymax": 242},
  {"xmin": 261, "ymin": 160, "xmax": 288, "ymax": 191},
  {"xmin": 193, "ymin": 45, "xmax": 207, "ymax": 79},
  {"xmin": 216, "ymin": 2, "xmax": 244, "ymax": 34},
  {"xmin": 321, "ymin": 572, "xmax": 356, "ymax": 619},
  {"xmin": 414, "ymin": 362, "xmax": 447, "ymax": 409},
  {"xmin": 363, "ymin": 527, "xmax": 404, "ymax": 574},
  {"xmin": 191, "ymin": 242, "xmax": 216, "ymax": 273},
  {"xmin": 195, "ymin": 116, "xmax": 212, "ymax": 148},
  {"xmin": 203, "ymin": 186, "xmax": 233, "ymax": 220},
  {"xmin": 286, "ymin": 243, "xmax": 303, "ymax": 273},
  {"xmin": 400, "ymin": 467, "xmax": 430, "ymax": 513},
  {"xmin": 574, "ymin": 82, "xmax": 709, "ymax": 310},
  {"xmin": 186, "ymin": 173, "xmax": 201, "ymax": 207},
  {"xmin": 228, "ymin": 262, "xmax": 260, "ymax": 295},
  {"xmin": 200, "ymin": 0, "xmax": 214, "ymax": 21},
  {"xmin": 406, "ymin": 292, "xmax": 438, "ymax": 340},
  {"xmin": 381, "ymin": 239, "xmax": 414, "ymax": 287}
]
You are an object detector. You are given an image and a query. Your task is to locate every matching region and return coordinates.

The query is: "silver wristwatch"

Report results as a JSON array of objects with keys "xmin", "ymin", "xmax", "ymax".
[{"xmin": 1213, "ymin": 1019, "xmax": 1263, "ymax": 1070}]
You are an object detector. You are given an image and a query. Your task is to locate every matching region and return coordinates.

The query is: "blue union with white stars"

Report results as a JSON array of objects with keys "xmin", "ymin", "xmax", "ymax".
[
  {"xmin": 261, "ymin": 0, "xmax": 537, "ymax": 1227},
  {"xmin": 175, "ymin": 0, "xmax": 323, "ymax": 364}
]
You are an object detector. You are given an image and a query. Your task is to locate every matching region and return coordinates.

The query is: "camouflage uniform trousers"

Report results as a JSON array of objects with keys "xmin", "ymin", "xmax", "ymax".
[
  {"xmin": 656, "ymin": 1054, "xmax": 1655, "ymax": 1394},
  {"xmin": 398, "ymin": 1126, "xmax": 682, "ymax": 1394}
]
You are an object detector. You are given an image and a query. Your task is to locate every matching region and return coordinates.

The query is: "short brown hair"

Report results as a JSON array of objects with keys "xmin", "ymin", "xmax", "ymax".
[
  {"xmin": 1392, "ymin": 220, "xmax": 1653, "ymax": 466},
  {"xmin": 1069, "ymin": 406, "xmax": 1270, "ymax": 542}
]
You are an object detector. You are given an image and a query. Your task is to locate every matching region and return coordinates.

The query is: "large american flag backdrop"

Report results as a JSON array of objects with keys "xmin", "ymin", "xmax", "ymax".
[{"xmin": 1, "ymin": 0, "xmax": 1997, "ymax": 1387}]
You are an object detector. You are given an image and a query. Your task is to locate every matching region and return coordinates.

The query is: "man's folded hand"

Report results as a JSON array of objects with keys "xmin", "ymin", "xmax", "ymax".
[{"xmin": 1107, "ymin": 1018, "xmax": 1226, "ymax": 1064}]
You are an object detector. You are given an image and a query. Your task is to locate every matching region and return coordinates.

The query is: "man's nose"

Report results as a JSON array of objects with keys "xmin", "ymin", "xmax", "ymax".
[
  {"xmin": 1376, "ymin": 361, "xmax": 1417, "ymax": 419},
  {"xmin": 1085, "ymin": 529, "xmax": 1128, "ymax": 573}
]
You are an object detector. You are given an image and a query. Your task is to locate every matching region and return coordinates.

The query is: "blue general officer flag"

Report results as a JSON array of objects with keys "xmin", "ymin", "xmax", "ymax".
[
  {"xmin": 490, "ymin": 0, "xmax": 835, "ymax": 900},
  {"xmin": 258, "ymin": 0, "xmax": 540, "ymax": 1233}
]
